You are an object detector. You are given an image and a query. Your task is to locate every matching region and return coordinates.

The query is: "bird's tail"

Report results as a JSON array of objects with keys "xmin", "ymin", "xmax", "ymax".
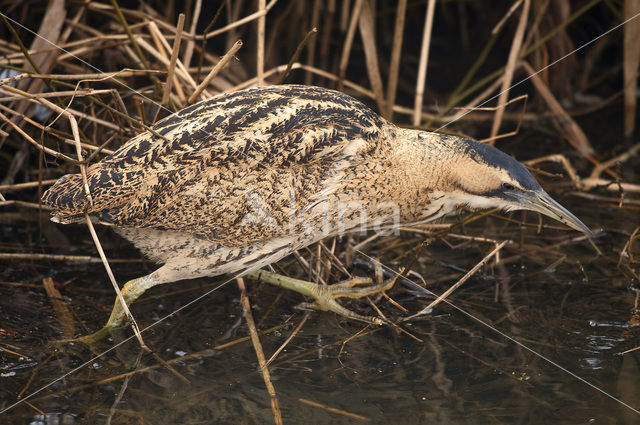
[{"xmin": 41, "ymin": 173, "xmax": 89, "ymax": 223}]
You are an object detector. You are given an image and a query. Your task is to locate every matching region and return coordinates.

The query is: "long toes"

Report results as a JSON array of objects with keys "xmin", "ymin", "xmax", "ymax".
[
  {"xmin": 296, "ymin": 301, "xmax": 320, "ymax": 312},
  {"xmin": 71, "ymin": 325, "xmax": 120, "ymax": 346},
  {"xmin": 331, "ymin": 277, "xmax": 373, "ymax": 289},
  {"xmin": 295, "ymin": 300, "xmax": 384, "ymax": 325}
]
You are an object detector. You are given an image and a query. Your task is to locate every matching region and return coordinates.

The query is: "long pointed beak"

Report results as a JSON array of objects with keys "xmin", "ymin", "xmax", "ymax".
[{"xmin": 518, "ymin": 190, "xmax": 594, "ymax": 237}]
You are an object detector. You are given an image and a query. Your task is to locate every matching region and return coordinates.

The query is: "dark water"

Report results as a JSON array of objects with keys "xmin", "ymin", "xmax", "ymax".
[{"xmin": 1, "ymin": 197, "xmax": 639, "ymax": 424}]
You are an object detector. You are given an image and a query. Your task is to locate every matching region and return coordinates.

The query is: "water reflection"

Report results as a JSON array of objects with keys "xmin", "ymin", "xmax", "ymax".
[{"xmin": 1, "ymin": 206, "xmax": 639, "ymax": 424}]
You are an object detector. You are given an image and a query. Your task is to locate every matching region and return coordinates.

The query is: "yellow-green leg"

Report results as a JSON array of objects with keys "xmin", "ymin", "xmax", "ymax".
[
  {"xmin": 75, "ymin": 268, "xmax": 396, "ymax": 344},
  {"xmin": 246, "ymin": 270, "xmax": 396, "ymax": 324},
  {"xmin": 76, "ymin": 274, "xmax": 159, "ymax": 343}
]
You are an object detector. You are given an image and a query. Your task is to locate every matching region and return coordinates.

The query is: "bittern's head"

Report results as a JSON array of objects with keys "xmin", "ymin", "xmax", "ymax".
[{"xmin": 439, "ymin": 136, "xmax": 593, "ymax": 236}]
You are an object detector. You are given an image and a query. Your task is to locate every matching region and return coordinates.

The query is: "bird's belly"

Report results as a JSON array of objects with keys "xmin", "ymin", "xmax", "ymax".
[
  {"xmin": 113, "ymin": 226, "xmax": 309, "ymax": 280},
  {"xmin": 111, "ymin": 189, "xmax": 463, "ymax": 280}
]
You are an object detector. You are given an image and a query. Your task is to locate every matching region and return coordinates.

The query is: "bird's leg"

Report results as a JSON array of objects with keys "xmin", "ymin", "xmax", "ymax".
[
  {"xmin": 246, "ymin": 270, "xmax": 397, "ymax": 324},
  {"xmin": 105, "ymin": 274, "xmax": 159, "ymax": 328},
  {"xmin": 76, "ymin": 274, "xmax": 159, "ymax": 343}
]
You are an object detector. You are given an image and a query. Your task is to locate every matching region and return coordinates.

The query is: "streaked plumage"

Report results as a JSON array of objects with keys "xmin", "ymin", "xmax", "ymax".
[{"xmin": 42, "ymin": 85, "xmax": 592, "ymax": 331}]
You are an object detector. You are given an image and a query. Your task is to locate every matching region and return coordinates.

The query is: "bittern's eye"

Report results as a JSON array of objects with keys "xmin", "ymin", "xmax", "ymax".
[{"xmin": 502, "ymin": 183, "xmax": 516, "ymax": 191}]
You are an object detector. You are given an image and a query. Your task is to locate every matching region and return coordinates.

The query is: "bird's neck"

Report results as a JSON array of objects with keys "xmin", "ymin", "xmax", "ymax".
[
  {"xmin": 390, "ymin": 128, "xmax": 464, "ymax": 189},
  {"xmin": 384, "ymin": 128, "xmax": 462, "ymax": 222}
]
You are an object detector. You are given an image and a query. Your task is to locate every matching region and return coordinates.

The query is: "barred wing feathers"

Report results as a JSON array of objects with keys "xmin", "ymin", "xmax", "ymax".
[{"xmin": 42, "ymin": 85, "xmax": 391, "ymax": 244}]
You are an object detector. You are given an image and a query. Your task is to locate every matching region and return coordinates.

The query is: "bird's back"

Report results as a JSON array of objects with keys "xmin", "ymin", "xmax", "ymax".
[{"xmin": 42, "ymin": 85, "xmax": 393, "ymax": 245}]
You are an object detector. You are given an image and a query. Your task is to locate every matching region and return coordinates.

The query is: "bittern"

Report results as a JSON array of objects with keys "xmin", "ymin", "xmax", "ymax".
[{"xmin": 42, "ymin": 85, "xmax": 592, "ymax": 336}]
